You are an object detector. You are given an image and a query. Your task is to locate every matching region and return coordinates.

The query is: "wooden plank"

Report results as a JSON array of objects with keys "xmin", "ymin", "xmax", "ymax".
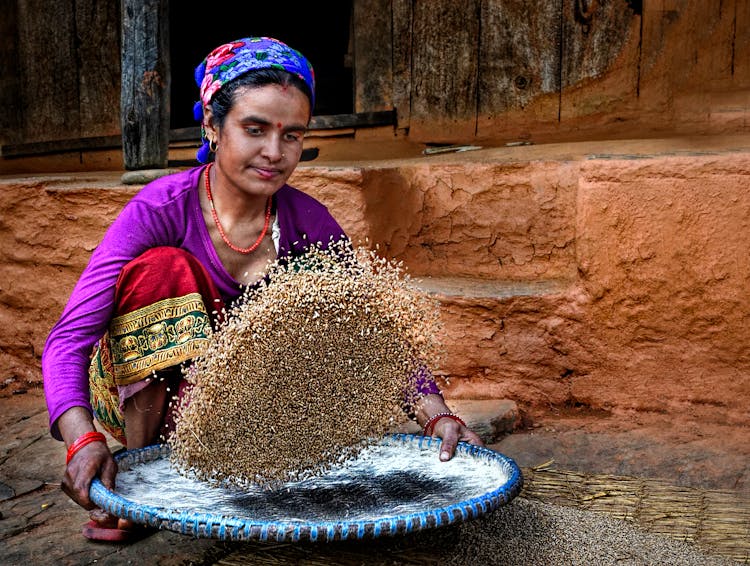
[
  {"xmin": 170, "ymin": 112, "xmax": 396, "ymax": 140},
  {"xmin": 669, "ymin": 1, "xmax": 736, "ymax": 88},
  {"xmin": 559, "ymin": 0, "xmax": 641, "ymax": 123},
  {"xmin": 392, "ymin": 0, "xmax": 413, "ymax": 130},
  {"xmin": 639, "ymin": 1, "xmax": 741, "ymax": 133},
  {"xmin": 309, "ymin": 110, "xmax": 395, "ymax": 130},
  {"xmin": 171, "ymin": 112, "xmax": 395, "ymax": 143},
  {"xmin": 0, "ymin": 0, "xmax": 21, "ymax": 145},
  {"xmin": 561, "ymin": 0, "xmax": 639, "ymax": 88},
  {"xmin": 410, "ymin": 0, "xmax": 482, "ymax": 142},
  {"xmin": 480, "ymin": 1, "xmax": 562, "ymax": 105},
  {"xmin": 120, "ymin": 0, "xmax": 170, "ymax": 170},
  {"xmin": 75, "ymin": 0, "xmax": 121, "ymax": 138},
  {"xmin": 16, "ymin": 0, "xmax": 80, "ymax": 143},
  {"xmin": 353, "ymin": 0, "xmax": 393, "ymax": 113},
  {"xmin": 0, "ymin": 135, "xmax": 122, "ymax": 158},
  {"xmin": 681, "ymin": 0, "xmax": 748, "ymax": 130},
  {"xmin": 476, "ymin": 0, "xmax": 562, "ymax": 139},
  {"xmin": 1, "ymin": 112, "xmax": 396, "ymax": 157},
  {"xmin": 735, "ymin": 0, "xmax": 750, "ymax": 84}
]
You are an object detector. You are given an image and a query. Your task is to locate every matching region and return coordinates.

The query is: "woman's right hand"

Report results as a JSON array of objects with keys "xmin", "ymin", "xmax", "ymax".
[
  {"xmin": 57, "ymin": 407, "xmax": 118, "ymax": 509},
  {"xmin": 62, "ymin": 440, "xmax": 117, "ymax": 509}
]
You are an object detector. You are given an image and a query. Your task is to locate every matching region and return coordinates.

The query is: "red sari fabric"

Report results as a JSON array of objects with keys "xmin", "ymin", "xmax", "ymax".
[{"xmin": 88, "ymin": 247, "xmax": 224, "ymax": 445}]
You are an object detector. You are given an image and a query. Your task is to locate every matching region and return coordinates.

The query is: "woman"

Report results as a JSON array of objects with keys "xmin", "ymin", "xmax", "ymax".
[{"xmin": 42, "ymin": 37, "xmax": 482, "ymax": 541}]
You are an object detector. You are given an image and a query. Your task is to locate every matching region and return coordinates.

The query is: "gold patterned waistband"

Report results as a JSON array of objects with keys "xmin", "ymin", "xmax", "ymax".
[{"xmin": 109, "ymin": 292, "xmax": 213, "ymax": 385}]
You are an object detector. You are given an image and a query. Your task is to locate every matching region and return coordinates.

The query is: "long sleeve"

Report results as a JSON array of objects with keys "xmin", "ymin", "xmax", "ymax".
[{"xmin": 42, "ymin": 197, "xmax": 177, "ymax": 439}]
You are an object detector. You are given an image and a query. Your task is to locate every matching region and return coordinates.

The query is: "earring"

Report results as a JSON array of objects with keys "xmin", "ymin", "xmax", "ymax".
[{"xmin": 209, "ymin": 139, "xmax": 218, "ymax": 153}]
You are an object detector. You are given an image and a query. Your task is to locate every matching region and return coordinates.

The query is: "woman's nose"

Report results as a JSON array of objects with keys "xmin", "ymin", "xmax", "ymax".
[{"xmin": 261, "ymin": 134, "xmax": 283, "ymax": 161}]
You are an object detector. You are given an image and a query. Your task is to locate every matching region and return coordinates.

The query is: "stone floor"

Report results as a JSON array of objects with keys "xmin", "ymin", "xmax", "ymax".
[{"xmin": 1, "ymin": 388, "xmax": 748, "ymax": 565}]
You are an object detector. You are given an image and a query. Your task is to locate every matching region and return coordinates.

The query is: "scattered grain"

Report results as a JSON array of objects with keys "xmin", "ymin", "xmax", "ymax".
[{"xmin": 168, "ymin": 240, "xmax": 443, "ymax": 488}]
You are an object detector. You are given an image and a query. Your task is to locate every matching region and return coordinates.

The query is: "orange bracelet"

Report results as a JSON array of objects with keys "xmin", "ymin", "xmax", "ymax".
[
  {"xmin": 422, "ymin": 412, "xmax": 467, "ymax": 437},
  {"xmin": 66, "ymin": 431, "xmax": 107, "ymax": 465}
]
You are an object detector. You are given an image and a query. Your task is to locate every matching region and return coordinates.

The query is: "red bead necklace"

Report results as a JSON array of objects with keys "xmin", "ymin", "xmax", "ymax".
[{"xmin": 204, "ymin": 163, "xmax": 272, "ymax": 255}]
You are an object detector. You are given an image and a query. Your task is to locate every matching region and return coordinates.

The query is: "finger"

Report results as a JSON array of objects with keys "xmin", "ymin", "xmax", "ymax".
[
  {"xmin": 437, "ymin": 422, "xmax": 459, "ymax": 461},
  {"xmin": 70, "ymin": 467, "xmax": 96, "ymax": 510},
  {"xmin": 61, "ymin": 471, "xmax": 76, "ymax": 502},
  {"xmin": 101, "ymin": 457, "xmax": 118, "ymax": 491},
  {"xmin": 62, "ymin": 461, "xmax": 90, "ymax": 508},
  {"xmin": 71, "ymin": 459, "xmax": 99, "ymax": 509},
  {"xmin": 461, "ymin": 428, "xmax": 484, "ymax": 446},
  {"xmin": 440, "ymin": 439, "xmax": 456, "ymax": 461}
]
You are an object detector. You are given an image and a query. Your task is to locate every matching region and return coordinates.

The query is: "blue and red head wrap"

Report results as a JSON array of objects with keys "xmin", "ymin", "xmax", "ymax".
[{"xmin": 193, "ymin": 37, "xmax": 316, "ymax": 163}]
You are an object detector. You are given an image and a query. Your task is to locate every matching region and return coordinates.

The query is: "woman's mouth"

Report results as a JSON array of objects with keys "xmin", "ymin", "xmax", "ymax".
[{"xmin": 253, "ymin": 167, "xmax": 280, "ymax": 180}]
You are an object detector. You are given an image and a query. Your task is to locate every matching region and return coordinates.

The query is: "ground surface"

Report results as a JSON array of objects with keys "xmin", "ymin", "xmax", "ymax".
[{"xmin": 1, "ymin": 388, "xmax": 748, "ymax": 565}]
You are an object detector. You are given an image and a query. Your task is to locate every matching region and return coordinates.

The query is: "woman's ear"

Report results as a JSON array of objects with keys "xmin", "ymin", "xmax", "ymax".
[{"xmin": 203, "ymin": 105, "xmax": 218, "ymax": 141}]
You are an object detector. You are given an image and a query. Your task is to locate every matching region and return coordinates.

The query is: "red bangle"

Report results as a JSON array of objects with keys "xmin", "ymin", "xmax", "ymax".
[
  {"xmin": 422, "ymin": 412, "xmax": 467, "ymax": 437},
  {"xmin": 66, "ymin": 431, "xmax": 107, "ymax": 465}
]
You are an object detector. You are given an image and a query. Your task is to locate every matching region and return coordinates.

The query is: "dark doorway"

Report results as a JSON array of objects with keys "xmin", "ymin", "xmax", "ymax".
[{"xmin": 169, "ymin": 2, "xmax": 354, "ymax": 130}]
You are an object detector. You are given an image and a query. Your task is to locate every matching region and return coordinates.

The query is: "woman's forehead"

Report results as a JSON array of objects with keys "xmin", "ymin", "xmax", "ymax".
[{"xmin": 230, "ymin": 84, "xmax": 311, "ymax": 121}]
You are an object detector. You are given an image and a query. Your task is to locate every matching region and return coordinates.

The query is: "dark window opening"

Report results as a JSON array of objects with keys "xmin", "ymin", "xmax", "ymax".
[{"xmin": 169, "ymin": 2, "xmax": 354, "ymax": 130}]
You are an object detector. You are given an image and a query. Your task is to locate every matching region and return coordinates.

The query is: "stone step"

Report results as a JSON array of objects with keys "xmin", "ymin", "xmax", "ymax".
[
  {"xmin": 410, "ymin": 276, "xmax": 571, "ymax": 300},
  {"xmin": 399, "ymin": 275, "xmax": 581, "ymax": 404}
]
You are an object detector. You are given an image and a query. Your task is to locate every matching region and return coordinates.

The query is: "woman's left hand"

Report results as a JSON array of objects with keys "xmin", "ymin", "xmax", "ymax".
[{"xmin": 432, "ymin": 416, "xmax": 484, "ymax": 461}]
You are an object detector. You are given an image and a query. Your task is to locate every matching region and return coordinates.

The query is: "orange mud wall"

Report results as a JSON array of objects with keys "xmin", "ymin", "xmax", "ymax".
[{"xmin": 2, "ymin": 148, "xmax": 748, "ymax": 425}]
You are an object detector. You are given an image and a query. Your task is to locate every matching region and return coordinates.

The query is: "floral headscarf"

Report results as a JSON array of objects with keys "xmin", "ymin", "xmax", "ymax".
[{"xmin": 193, "ymin": 37, "xmax": 316, "ymax": 163}]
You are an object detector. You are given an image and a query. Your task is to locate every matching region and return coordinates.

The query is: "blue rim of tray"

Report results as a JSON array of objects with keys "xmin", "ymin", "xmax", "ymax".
[{"xmin": 89, "ymin": 433, "xmax": 523, "ymax": 542}]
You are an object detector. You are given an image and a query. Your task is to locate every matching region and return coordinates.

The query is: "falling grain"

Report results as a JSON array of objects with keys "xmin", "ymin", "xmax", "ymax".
[{"xmin": 168, "ymin": 240, "xmax": 443, "ymax": 488}]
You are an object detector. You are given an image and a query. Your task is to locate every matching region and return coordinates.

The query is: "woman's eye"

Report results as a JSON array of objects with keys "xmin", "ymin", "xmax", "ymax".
[
  {"xmin": 247, "ymin": 126, "xmax": 264, "ymax": 136},
  {"xmin": 284, "ymin": 132, "xmax": 302, "ymax": 142}
]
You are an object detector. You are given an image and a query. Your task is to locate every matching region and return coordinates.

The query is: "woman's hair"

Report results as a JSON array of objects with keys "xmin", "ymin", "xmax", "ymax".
[{"xmin": 210, "ymin": 68, "xmax": 313, "ymax": 128}]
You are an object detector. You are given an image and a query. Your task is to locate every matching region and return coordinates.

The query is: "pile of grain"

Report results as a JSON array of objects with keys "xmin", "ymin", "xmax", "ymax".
[
  {"xmin": 168, "ymin": 241, "xmax": 443, "ymax": 487},
  {"xmin": 440, "ymin": 498, "xmax": 737, "ymax": 566}
]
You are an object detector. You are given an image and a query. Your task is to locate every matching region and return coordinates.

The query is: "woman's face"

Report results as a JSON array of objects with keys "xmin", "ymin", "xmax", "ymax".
[{"xmin": 206, "ymin": 83, "xmax": 310, "ymax": 198}]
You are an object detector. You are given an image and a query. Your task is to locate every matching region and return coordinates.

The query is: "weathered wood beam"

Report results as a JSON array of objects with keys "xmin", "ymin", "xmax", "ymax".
[
  {"xmin": 1, "ymin": 111, "xmax": 396, "ymax": 158},
  {"xmin": 392, "ymin": 0, "xmax": 413, "ymax": 131},
  {"xmin": 120, "ymin": 0, "xmax": 170, "ymax": 170},
  {"xmin": 476, "ymin": 0, "xmax": 562, "ymax": 137},
  {"xmin": 353, "ymin": 0, "xmax": 393, "ymax": 113},
  {"xmin": 308, "ymin": 110, "xmax": 396, "ymax": 130},
  {"xmin": 0, "ymin": 0, "xmax": 21, "ymax": 143},
  {"xmin": 0, "ymin": 135, "xmax": 122, "ymax": 157},
  {"xmin": 410, "ymin": 0, "xmax": 482, "ymax": 142}
]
